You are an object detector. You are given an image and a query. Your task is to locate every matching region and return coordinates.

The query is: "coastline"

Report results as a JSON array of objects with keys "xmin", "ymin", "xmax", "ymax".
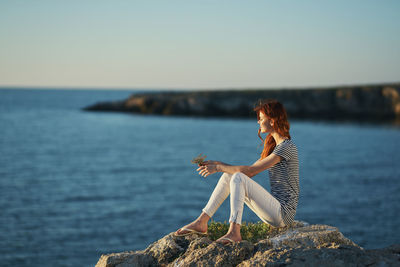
[{"xmin": 83, "ymin": 82, "xmax": 400, "ymax": 123}]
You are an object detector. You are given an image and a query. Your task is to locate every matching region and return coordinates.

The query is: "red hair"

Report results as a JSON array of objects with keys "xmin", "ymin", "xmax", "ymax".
[{"xmin": 254, "ymin": 99, "xmax": 291, "ymax": 159}]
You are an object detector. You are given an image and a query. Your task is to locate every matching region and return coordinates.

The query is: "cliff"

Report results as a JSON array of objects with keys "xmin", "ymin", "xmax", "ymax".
[
  {"xmin": 95, "ymin": 221, "xmax": 399, "ymax": 267},
  {"xmin": 83, "ymin": 83, "xmax": 400, "ymax": 122}
]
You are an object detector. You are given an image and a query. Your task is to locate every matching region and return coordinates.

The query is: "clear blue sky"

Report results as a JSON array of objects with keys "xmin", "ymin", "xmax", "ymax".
[{"xmin": 0, "ymin": 0, "xmax": 399, "ymax": 90}]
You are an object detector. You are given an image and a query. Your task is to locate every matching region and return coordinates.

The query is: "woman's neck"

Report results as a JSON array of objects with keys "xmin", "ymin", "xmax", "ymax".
[{"xmin": 271, "ymin": 132, "xmax": 288, "ymax": 145}]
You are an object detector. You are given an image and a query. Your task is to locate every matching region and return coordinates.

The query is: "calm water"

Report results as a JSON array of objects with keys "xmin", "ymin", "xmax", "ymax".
[{"xmin": 1, "ymin": 88, "xmax": 399, "ymax": 266}]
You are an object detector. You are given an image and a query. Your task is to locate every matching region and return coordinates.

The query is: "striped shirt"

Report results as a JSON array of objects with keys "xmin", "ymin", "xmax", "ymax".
[{"xmin": 268, "ymin": 139, "xmax": 299, "ymax": 226}]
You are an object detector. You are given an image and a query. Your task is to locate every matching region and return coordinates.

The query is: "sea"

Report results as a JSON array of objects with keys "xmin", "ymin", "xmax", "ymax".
[{"xmin": 0, "ymin": 88, "xmax": 399, "ymax": 267}]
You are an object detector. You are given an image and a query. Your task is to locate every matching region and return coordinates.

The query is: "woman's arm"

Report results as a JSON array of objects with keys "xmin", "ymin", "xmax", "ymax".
[
  {"xmin": 197, "ymin": 154, "xmax": 282, "ymax": 178},
  {"xmin": 201, "ymin": 160, "xmax": 227, "ymax": 166},
  {"xmin": 218, "ymin": 154, "xmax": 281, "ymax": 177}
]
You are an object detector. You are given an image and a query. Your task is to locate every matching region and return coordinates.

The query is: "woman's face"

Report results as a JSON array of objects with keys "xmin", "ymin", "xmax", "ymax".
[{"xmin": 258, "ymin": 111, "xmax": 274, "ymax": 133}]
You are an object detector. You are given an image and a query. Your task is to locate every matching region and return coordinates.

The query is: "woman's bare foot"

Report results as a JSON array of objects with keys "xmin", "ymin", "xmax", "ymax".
[
  {"xmin": 216, "ymin": 223, "xmax": 242, "ymax": 244},
  {"xmin": 216, "ymin": 232, "xmax": 242, "ymax": 244},
  {"xmin": 175, "ymin": 212, "xmax": 210, "ymax": 235},
  {"xmin": 175, "ymin": 220, "xmax": 207, "ymax": 235}
]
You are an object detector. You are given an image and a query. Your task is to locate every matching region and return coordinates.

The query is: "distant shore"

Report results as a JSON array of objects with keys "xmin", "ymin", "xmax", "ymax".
[{"xmin": 83, "ymin": 82, "xmax": 400, "ymax": 122}]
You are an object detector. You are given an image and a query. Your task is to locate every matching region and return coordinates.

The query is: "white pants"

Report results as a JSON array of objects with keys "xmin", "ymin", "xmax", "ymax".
[{"xmin": 202, "ymin": 172, "xmax": 285, "ymax": 227}]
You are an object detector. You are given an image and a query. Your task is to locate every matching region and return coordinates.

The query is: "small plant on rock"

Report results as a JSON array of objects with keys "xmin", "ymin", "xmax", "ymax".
[{"xmin": 207, "ymin": 221, "xmax": 271, "ymax": 243}]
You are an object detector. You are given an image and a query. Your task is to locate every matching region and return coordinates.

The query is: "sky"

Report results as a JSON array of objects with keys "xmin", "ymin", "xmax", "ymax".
[{"xmin": 0, "ymin": 0, "xmax": 399, "ymax": 90}]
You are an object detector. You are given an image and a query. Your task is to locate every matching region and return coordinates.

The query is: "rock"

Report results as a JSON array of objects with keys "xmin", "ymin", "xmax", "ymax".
[
  {"xmin": 95, "ymin": 251, "xmax": 156, "ymax": 267},
  {"xmin": 264, "ymin": 224, "xmax": 359, "ymax": 249},
  {"xmin": 83, "ymin": 83, "xmax": 400, "ymax": 122},
  {"xmin": 143, "ymin": 232, "xmax": 191, "ymax": 265},
  {"xmin": 171, "ymin": 239, "xmax": 254, "ymax": 267},
  {"xmin": 95, "ymin": 222, "xmax": 400, "ymax": 267},
  {"xmin": 238, "ymin": 244, "xmax": 400, "ymax": 267}
]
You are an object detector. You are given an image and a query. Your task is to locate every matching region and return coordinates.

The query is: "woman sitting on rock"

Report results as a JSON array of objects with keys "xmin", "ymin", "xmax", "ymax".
[{"xmin": 175, "ymin": 99, "xmax": 300, "ymax": 245}]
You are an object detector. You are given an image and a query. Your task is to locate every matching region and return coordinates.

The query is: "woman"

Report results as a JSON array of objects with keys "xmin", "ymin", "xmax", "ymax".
[{"xmin": 175, "ymin": 99, "xmax": 299, "ymax": 245}]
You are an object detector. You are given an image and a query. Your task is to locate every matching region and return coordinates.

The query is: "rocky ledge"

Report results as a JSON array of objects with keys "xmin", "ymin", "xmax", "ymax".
[
  {"xmin": 83, "ymin": 83, "xmax": 400, "ymax": 122},
  {"xmin": 95, "ymin": 221, "xmax": 399, "ymax": 267}
]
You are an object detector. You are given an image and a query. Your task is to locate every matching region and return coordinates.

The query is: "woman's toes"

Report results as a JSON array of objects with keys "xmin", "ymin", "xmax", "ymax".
[
  {"xmin": 217, "ymin": 238, "xmax": 234, "ymax": 245},
  {"xmin": 175, "ymin": 221, "xmax": 207, "ymax": 236},
  {"xmin": 216, "ymin": 234, "xmax": 241, "ymax": 244},
  {"xmin": 177, "ymin": 228, "xmax": 189, "ymax": 235}
]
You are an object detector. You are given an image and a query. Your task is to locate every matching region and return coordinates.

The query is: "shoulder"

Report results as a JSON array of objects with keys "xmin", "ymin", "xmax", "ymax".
[
  {"xmin": 285, "ymin": 140, "xmax": 298, "ymax": 155},
  {"xmin": 272, "ymin": 139, "xmax": 298, "ymax": 161},
  {"xmin": 274, "ymin": 139, "xmax": 296, "ymax": 151},
  {"xmin": 288, "ymin": 140, "xmax": 297, "ymax": 149}
]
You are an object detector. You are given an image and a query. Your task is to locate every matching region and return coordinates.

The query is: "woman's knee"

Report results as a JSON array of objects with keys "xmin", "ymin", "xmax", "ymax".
[
  {"xmin": 219, "ymin": 172, "xmax": 232, "ymax": 183},
  {"xmin": 230, "ymin": 172, "xmax": 245, "ymax": 185}
]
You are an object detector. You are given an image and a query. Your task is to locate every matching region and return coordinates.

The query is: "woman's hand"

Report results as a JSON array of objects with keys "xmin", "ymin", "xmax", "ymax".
[
  {"xmin": 197, "ymin": 164, "xmax": 218, "ymax": 178},
  {"xmin": 201, "ymin": 160, "xmax": 222, "ymax": 165}
]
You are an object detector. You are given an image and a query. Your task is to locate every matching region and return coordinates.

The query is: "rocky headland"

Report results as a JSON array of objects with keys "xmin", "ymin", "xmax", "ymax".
[
  {"xmin": 83, "ymin": 83, "xmax": 400, "ymax": 122},
  {"xmin": 95, "ymin": 221, "xmax": 399, "ymax": 267}
]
